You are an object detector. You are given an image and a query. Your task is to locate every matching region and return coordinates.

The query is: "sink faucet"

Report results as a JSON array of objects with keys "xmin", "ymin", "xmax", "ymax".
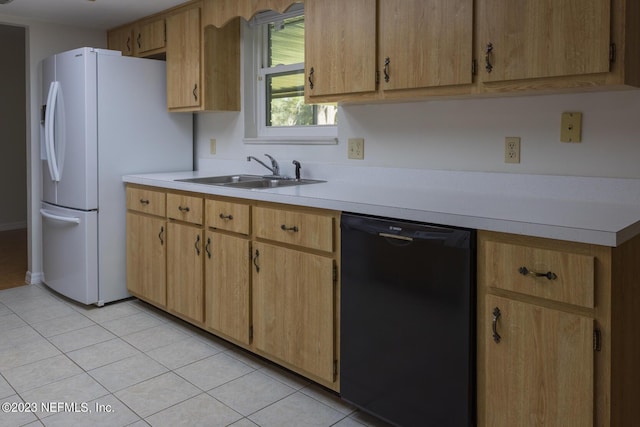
[{"xmin": 247, "ymin": 154, "xmax": 280, "ymax": 177}]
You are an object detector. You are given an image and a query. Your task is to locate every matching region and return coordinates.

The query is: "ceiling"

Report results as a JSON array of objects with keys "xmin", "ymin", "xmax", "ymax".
[{"xmin": 0, "ymin": 0, "xmax": 191, "ymax": 30}]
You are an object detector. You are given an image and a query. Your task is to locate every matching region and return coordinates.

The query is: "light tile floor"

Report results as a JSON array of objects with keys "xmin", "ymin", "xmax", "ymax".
[{"xmin": 0, "ymin": 284, "xmax": 391, "ymax": 427}]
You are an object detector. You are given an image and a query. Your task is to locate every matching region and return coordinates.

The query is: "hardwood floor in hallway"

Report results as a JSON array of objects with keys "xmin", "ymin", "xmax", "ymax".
[{"xmin": 0, "ymin": 228, "xmax": 27, "ymax": 290}]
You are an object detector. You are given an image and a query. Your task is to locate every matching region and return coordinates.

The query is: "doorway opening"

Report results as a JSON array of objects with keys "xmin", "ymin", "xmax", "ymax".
[{"xmin": 0, "ymin": 23, "xmax": 28, "ymax": 290}]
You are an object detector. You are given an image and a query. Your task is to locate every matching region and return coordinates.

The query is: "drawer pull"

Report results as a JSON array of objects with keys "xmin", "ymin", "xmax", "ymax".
[
  {"xmin": 281, "ymin": 224, "xmax": 299, "ymax": 233},
  {"xmin": 219, "ymin": 213, "xmax": 234, "ymax": 220},
  {"xmin": 492, "ymin": 307, "xmax": 501, "ymax": 343},
  {"xmin": 139, "ymin": 198, "xmax": 150, "ymax": 205},
  {"xmin": 178, "ymin": 206, "xmax": 190, "ymax": 213},
  {"xmin": 158, "ymin": 226, "xmax": 164, "ymax": 245},
  {"xmin": 518, "ymin": 266, "xmax": 557, "ymax": 281}
]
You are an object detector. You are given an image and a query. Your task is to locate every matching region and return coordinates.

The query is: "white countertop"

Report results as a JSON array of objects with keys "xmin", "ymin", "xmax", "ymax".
[{"xmin": 123, "ymin": 165, "xmax": 640, "ymax": 247}]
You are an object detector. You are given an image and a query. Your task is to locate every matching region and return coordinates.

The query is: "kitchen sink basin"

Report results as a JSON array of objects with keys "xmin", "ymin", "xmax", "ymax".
[
  {"xmin": 175, "ymin": 175, "xmax": 325, "ymax": 189},
  {"xmin": 176, "ymin": 175, "xmax": 263, "ymax": 185}
]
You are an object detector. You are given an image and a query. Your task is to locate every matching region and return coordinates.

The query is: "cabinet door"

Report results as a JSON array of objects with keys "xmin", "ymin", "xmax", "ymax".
[
  {"xmin": 167, "ymin": 7, "xmax": 201, "ymax": 110},
  {"xmin": 485, "ymin": 295, "xmax": 593, "ymax": 426},
  {"xmin": 126, "ymin": 213, "xmax": 166, "ymax": 307},
  {"xmin": 304, "ymin": 0, "xmax": 376, "ymax": 98},
  {"xmin": 108, "ymin": 26, "xmax": 134, "ymax": 56},
  {"xmin": 135, "ymin": 19, "xmax": 166, "ymax": 56},
  {"xmin": 252, "ymin": 242, "xmax": 335, "ymax": 383},
  {"xmin": 380, "ymin": 0, "xmax": 473, "ymax": 90},
  {"xmin": 478, "ymin": 0, "xmax": 611, "ymax": 82},
  {"xmin": 167, "ymin": 222, "xmax": 203, "ymax": 323},
  {"xmin": 205, "ymin": 231, "xmax": 250, "ymax": 344}
]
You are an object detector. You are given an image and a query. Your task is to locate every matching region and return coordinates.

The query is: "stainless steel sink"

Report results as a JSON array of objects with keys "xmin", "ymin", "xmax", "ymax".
[
  {"xmin": 175, "ymin": 175, "xmax": 325, "ymax": 189},
  {"xmin": 176, "ymin": 175, "xmax": 263, "ymax": 185},
  {"xmin": 225, "ymin": 178, "xmax": 325, "ymax": 189}
]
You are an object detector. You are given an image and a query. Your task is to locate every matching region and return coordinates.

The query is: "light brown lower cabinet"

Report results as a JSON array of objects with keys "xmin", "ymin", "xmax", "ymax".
[
  {"xmin": 251, "ymin": 241, "xmax": 336, "ymax": 385},
  {"xmin": 484, "ymin": 295, "xmax": 593, "ymax": 426},
  {"xmin": 478, "ymin": 230, "xmax": 640, "ymax": 426},
  {"xmin": 204, "ymin": 231, "xmax": 250, "ymax": 345},
  {"xmin": 125, "ymin": 185, "xmax": 340, "ymax": 392},
  {"xmin": 167, "ymin": 222, "xmax": 204, "ymax": 323},
  {"xmin": 126, "ymin": 212, "xmax": 166, "ymax": 308}
]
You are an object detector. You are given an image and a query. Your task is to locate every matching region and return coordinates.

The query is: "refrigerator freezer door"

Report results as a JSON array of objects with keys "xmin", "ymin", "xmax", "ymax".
[
  {"xmin": 42, "ymin": 47, "xmax": 98, "ymax": 210},
  {"xmin": 41, "ymin": 202, "xmax": 99, "ymax": 304}
]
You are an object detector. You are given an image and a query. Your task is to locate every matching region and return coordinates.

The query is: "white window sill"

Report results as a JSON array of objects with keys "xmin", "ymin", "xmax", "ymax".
[{"xmin": 243, "ymin": 136, "xmax": 338, "ymax": 145}]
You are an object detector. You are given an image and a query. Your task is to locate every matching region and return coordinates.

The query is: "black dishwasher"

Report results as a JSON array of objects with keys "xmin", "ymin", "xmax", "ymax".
[{"xmin": 340, "ymin": 213, "xmax": 475, "ymax": 427}]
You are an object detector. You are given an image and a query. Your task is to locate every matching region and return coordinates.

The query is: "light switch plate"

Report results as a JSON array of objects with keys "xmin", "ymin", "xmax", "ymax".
[
  {"xmin": 560, "ymin": 112, "xmax": 582, "ymax": 143},
  {"xmin": 348, "ymin": 138, "xmax": 364, "ymax": 160},
  {"xmin": 210, "ymin": 138, "xmax": 216, "ymax": 155}
]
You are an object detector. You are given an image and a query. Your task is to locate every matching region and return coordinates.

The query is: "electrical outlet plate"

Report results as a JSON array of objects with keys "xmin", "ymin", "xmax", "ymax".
[
  {"xmin": 348, "ymin": 138, "xmax": 364, "ymax": 160},
  {"xmin": 560, "ymin": 112, "xmax": 582, "ymax": 143},
  {"xmin": 505, "ymin": 137, "xmax": 520, "ymax": 164}
]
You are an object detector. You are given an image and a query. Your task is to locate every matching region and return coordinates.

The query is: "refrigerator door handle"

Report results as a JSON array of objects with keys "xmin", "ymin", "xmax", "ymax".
[
  {"xmin": 44, "ymin": 81, "xmax": 62, "ymax": 182},
  {"xmin": 40, "ymin": 208, "xmax": 81, "ymax": 224}
]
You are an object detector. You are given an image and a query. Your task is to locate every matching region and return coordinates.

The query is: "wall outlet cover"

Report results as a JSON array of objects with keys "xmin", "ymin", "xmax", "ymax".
[
  {"xmin": 505, "ymin": 137, "xmax": 521, "ymax": 164},
  {"xmin": 348, "ymin": 138, "xmax": 364, "ymax": 160}
]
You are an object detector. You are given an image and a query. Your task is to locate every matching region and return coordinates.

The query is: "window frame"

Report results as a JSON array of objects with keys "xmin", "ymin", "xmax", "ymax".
[{"xmin": 244, "ymin": 6, "xmax": 338, "ymax": 145}]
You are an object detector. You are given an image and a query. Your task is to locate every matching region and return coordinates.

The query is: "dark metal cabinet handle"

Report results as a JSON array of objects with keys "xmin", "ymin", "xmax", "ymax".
[
  {"xmin": 137, "ymin": 33, "xmax": 142, "ymax": 49},
  {"xmin": 158, "ymin": 226, "xmax": 164, "ymax": 245},
  {"xmin": 219, "ymin": 213, "xmax": 233, "ymax": 220},
  {"xmin": 280, "ymin": 224, "xmax": 299, "ymax": 233},
  {"xmin": 178, "ymin": 206, "xmax": 190, "ymax": 213},
  {"xmin": 518, "ymin": 266, "xmax": 557, "ymax": 281},
  {"xmin": 253, "ymin": 249, "xmax": 260, "ymax": 273},
  {"xmin": 193, "ymin": 84, "xmax": 198, "ymax": 101},
  {"xmin": 127, "ymin": 37, "xmax": 131, "ymax": 53},
  {"xmin": 485, "ymin": 43, "xmax": 493, "ymax": 73},
  {"xmin": 492, "ymin": 307, "xmax": 501, "ymax": 343},
  {"xmin": 308, "ymin": 67, "xmax": 314, "ymax": 89},
  {"xmin": 139, "ymin": 199, "xmax": 150, "ymax": 205},
  {"xmin": 194, "ymin": 234, "xmax": 201, "ymax": 256},
  {"xmin": 384, "ymin": 57, "xmax": 390, "ymax": 82},
  {"xmin": 205, "ymin": 237, "xmax": 211, "ymax": 259}
]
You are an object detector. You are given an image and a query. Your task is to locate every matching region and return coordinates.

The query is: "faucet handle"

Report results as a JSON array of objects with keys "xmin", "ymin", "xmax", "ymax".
[{"xmin": 264, "ymin": 154, "xmax": 279, "ymax": 175}]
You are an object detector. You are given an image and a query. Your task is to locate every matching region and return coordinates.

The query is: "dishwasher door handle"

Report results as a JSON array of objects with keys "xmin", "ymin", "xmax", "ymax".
[{"xmin": 379, "ymin": 232, "xmax": 413, "ymax": 242}]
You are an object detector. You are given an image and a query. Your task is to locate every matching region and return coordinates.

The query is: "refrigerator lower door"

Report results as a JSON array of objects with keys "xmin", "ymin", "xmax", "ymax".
[{"xmin": 41, "ymin": 202, "xmax": 99, "ymax": 305}]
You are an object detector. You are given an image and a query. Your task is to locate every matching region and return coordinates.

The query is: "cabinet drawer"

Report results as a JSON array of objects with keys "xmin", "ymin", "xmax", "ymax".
[
  {"xmin": 483, "ymin": 240, "xmax": 595, "ymax": 308},
  {"xmin": 126, "ymin": 187, "xmax": 165, "ymax": 217},
  {"xmin": 253, "ymin": 206, "xmax": 334, "ymax": 252},
  {"xmin": 167, "ymin": 193, "xmax": 203, "ymax": 225},
  {"xmin": 206, "ymin": 199, "xmax": 250, "ymax": 235}
]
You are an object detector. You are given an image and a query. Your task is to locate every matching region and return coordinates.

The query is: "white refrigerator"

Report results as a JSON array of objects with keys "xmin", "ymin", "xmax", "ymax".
[{"xmin": 40, "ymin": 47, "xmax": 192, "ymax": 306}]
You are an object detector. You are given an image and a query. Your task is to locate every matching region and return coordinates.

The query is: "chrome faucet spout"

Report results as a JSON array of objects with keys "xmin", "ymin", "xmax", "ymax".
[{"xmin": 247, "ymin": 154, "xmax": 281, "ymax": 177}]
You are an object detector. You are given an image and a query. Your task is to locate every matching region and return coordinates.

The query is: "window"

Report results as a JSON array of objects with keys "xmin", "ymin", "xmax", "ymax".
[{"xmin": 245, "ymin": 5, "xmax": 338, "ymax": 143}]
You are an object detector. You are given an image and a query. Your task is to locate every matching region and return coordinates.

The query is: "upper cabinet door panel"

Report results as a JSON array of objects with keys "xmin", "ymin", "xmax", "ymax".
[
  {"xmin": 380, "ymin": 0, "xmax": 474, "ymax": 90},
  {"xmin": 479, "ymin": 0, "xmax": 612, "ymax": 82},
  {"xmin": 304, "ymin": 0, "xmax": 377, "ymax": 97},
  {"xmin": 166, "ymin": 7, "xmax": 201, "ymax": 110}
]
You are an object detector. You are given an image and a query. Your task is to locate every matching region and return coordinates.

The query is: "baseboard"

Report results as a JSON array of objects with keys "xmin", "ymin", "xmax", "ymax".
[
  {"xmin": 26, "ymin": 271, "xmax": 43, "ymax": 285},
  {"xmin": 0, "ymin": 221, "xmax": 27, "ymax": 232}
]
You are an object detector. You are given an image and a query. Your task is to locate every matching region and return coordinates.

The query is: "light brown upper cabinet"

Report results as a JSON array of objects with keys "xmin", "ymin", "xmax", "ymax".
[
  {"xmin": 478, "ymin": 0, "xmax": 611, "ymax": 82},
  {"xmin": 107, "ymin": 25, "xmax": 134, "ymax": 56},
  {"xmin": 379, "ymin": 0, "xmax": 474, "ymax": 91},
  {"xmin": 166, "ymin": 6, "xmax": 202, "ymax": 110},
  {"xmin": 477, "ymin": 0, "xmax": 640, "ymax": 92},
  {"xmin": 305, "ymin": 0, "xmax": 475, "ymax": 103},
  {"xmin": 304, "ymin": 0, "xmax": 377, "ymax": 101},
  {"xmin": 134, "ymin": 18, "xmax": 166, "ymax": 57}
]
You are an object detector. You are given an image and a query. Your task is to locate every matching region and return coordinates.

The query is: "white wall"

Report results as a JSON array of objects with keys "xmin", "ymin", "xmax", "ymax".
[
  {"xmin": 196, "ymin": 89, "xmax": 640, "ymax": 180},
  {"xmin": 0, "ymin": 13, "xmax": 105, "ymax": 282}
]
